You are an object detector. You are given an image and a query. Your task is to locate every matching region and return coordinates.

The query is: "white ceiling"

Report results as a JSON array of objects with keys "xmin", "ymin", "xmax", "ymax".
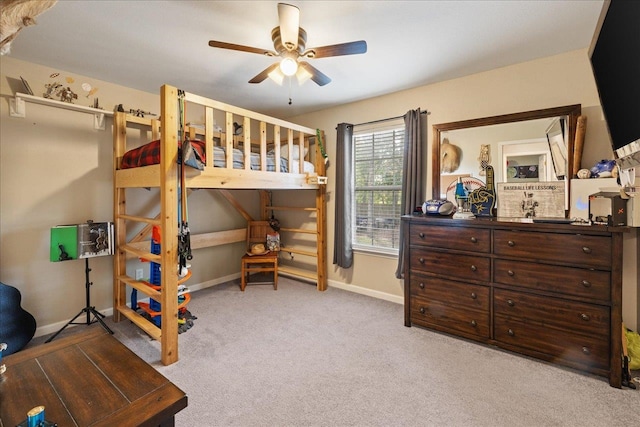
[{"xmin": 5, "ymin": 0, "xmax": 604, "ymax": 118}]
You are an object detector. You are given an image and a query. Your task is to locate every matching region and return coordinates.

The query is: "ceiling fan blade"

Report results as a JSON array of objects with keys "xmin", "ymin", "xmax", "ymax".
[
  {"xmin": 278, "ymin": 3, "xmax": 300, "ymax": 51},
  {"xmin": 299, "ymin": 61, "xmax": 331, "ymax": 86},
  {"xmin": 303, "ymin": 40, "xmax": 367, "ymax": 59},
  {"xmin": 209, "ymin": 40, "xmax": 275, "ymax": 56},
  {"xmin": 249, "ymin": 63, "xmax": 281, "ymax": 84}
]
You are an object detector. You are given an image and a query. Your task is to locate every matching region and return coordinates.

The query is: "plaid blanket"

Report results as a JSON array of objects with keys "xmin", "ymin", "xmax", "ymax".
[{"xmin": 120, "ymin": 140, "xmax": 206, "ymax": 169}]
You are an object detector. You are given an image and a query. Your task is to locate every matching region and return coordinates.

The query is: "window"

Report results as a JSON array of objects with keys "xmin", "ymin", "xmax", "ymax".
[{"xmin": 353, "ymin": 120, "xmax": 404, "ymax": 253}]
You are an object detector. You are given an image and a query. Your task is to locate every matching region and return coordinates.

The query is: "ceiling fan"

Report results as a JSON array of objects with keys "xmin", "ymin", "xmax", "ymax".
[{"xmin": 208, "ymin": 3, "xmax": 367, "ymax": 86}]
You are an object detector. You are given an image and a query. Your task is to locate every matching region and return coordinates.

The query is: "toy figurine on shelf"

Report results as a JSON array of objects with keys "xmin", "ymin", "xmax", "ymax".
[
  {"xmin": 43, "ymin": 82, "xmax": 62, "ymax": 99},
  {"xmin": 115, "ymin": 104, "xmax": 157, "ymax": 118},
  {"xmin": 57, "ymin": 86, "xmax": 77, "ymax": 103}
]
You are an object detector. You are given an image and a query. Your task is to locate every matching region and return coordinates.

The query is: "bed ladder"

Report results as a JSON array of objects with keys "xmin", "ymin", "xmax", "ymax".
[
  {"xmin": 112, "ymin": 110, "xmax": 180, "ymax": 365},
  {"xmin": 260, "ymin": 186, "xmax": 327, "ymax": 291}
]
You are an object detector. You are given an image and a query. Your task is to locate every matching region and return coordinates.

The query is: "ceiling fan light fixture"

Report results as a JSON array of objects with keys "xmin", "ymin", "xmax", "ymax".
[
  {"xmin": 279, "ymin": 56, "xmax": 298, "ymax": 76},
  {"xmin": 296, "ymin": 66, "xmax": 312, "ymax": 85},
  {"xmin": 268, "ymin": 67, "xmax": 285, "ymax": 85},
  {"xmin": 208, "ymin": 4, "xmax": 367, "ymax": 87}
]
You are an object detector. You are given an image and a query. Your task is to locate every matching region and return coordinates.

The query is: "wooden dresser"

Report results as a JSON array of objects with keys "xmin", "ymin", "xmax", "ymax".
[{"xmin": 402, "ymin": 215, "xmax": 625, "ymax": 388}]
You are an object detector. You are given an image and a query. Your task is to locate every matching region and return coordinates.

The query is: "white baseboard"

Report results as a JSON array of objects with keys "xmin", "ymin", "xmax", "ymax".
[
  {"xmin": 35, "ymin": 274, "xmax": 400, "ymax": 337},
  {"xmin": 34, "ymin": 273, "xmax": 241, "ymax": 338},
  {"xmin": 34, "ymin": 308, "xmax": 116, "ymax": 338},
  {"xmin": 328, "ymin": 279, "xmax": 404, "ymax": 305}
]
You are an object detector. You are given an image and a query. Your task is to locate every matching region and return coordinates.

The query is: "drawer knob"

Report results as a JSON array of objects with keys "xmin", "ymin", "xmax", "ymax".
[
  {"xmin": 419, "ymin": 232, "xmax": 425, "ymax": 239},
  {"xmin": 507, "ymin": 270, "xmax": 515, "ymax": 277},
  {"xmin": 581, "ymin": 313, "xmax": 590, "ymax": 321},
  {"xmin": 582, "ymin": 246, "xmax": 592, "ymax": 254},
  {"xmin": 470, "ymin": 265, "xmax": 477, "ymax": 272},
  {"xmin": 419, "ymin": 307, "xmax": 426, "ymax": 314},
  {"xmin": 508, "ymin": 240, "xmax": 515, "ymax": 247},
  {"xmin": 582, "ymin": 346, "xmax": 590, "ymax": 355},
  {"xmin": 471, "ymin": 320, "xmax": 477, "ymax": 327},
  {"xmin": 581, "ymin": 280, "xmax": 592, "ymax": 288},
  {"xmin": 508, "ymin": 329, "xmax": 515, "ymax": 336},
  {"xmin": 507, "ymin": 299, "xmax": 515, "ymax": 307},
  {"xmin": 419, "ymin": 258, "xmax": 425, "ymax": 264},
  {"xmin": 470, "ymin": 292, "xmax": 477, "ymax": 299},
  {"xmin": 470, "ymin": 237, "xmax": 478, "ymax": 243},
  {"xmin": 419, "ymin": 282, "xmax": 425, "ymax": 289}
]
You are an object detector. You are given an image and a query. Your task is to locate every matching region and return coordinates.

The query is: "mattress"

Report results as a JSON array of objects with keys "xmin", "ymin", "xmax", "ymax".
[{"xmin": 120, "ymin": 140, "xmax": 313, "ymax": 173}]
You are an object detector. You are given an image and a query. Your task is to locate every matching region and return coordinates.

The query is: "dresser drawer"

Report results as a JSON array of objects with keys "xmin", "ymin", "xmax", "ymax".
[
  {"xmin": 410, "ymin": 224, "xmax": 490, "ymax": 253},
  {"xmin": 493, "ymin": 230, "xmax": 612, "ymax": 268},
  {"xmin": 494, "ymin": 259, "xmax": 611, "ymax": 301},
  {"xmin": 410, "ymin": 275, "xmax": 489, "ymax": 312},
  {"xmin": 494, "ymin": 289, "xmax": 610, "ymax": 337},
  {"xmin": 494, "ymin": 316, "xmax": 609, "ymax": 371},
  {"xmin": 411, "ymin": 297, "xmax": 490, "ymax": 338},
  {"xmin": 410, "ymin": 248, "xmax": 490, "ymax": 282}
]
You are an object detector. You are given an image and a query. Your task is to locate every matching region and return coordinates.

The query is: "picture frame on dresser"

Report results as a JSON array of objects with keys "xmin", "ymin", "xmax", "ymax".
[{"xmin": 496, "ymin": 181, "xmax": 565, "ymax": 218}]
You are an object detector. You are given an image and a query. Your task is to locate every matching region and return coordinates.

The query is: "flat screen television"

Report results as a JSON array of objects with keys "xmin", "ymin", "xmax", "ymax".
[{"xmin": 588, "ymin": 0, "xmax": 640, "ymax": 169}]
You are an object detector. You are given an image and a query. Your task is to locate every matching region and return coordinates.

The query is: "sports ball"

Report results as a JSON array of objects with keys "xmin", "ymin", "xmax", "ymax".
[{"xmin": 577, "ymin": 168, "xmax": 591, "ymax": 179}]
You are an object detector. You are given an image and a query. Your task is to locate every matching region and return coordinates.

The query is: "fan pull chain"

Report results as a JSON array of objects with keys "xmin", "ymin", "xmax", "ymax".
[{"xmin": 288, "ymin": 77, "xmax": 292, "ymax": 105}]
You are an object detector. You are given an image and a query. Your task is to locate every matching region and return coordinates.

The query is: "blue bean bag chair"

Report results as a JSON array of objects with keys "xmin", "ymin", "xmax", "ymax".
[{"xmin": 0, "ymin": 282, "xmax": 37, "ymax": 356}]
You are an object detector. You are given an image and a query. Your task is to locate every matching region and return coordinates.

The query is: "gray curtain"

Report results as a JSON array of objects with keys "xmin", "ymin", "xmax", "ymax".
[
  {"xmin": 395, "ymin": 109, "xmax": 425, "ymax": 279},
  {"xmin": 333, "ymin": 123, "xmax": 354, "ymax": 268}
]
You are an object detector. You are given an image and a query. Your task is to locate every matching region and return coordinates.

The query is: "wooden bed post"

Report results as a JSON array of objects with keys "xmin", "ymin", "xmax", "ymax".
[
  {"xmin": 160, "ymin": 85, "xmax": 179, "ymax": 365},
  {"xmin": 316, "ymin": 130, "xmax": 328, "ymax": 291},
  {"xmin": 113, "ymin": 111, "xmax": 127, "ymax": 322}
]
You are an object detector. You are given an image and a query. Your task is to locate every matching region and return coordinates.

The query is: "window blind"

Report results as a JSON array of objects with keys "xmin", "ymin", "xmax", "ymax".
[{"xmin": 353, "ymin": 122, "xmax": 404, "ymax": 251}]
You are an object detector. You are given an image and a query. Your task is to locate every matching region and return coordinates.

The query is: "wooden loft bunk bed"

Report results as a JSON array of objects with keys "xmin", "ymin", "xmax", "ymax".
[{"xmin": 113, "ymin": 84, "xmax": 327, "ymax": 365}]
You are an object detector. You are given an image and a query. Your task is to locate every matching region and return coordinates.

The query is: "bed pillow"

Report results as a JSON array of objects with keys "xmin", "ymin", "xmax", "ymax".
[{"xmin": 280, "ymin": 144, "xmax": 308, "ymax": 160}]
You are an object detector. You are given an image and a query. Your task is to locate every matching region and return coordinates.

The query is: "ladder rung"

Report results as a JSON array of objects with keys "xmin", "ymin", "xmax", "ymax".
[
  {"xmin": 280, "ymin": 247, "xmax": 317, "ymax": 257},
  {"xmin": 117, "ymin": 305, "xmax": 161, "ymax": 340},
  {"xmin": 118, "ymin": 214, "xmax": 161, "ymax": 225},
  {"xmin": 268, "ymin": 206, "xmax": 317, "ymax": 212},
  {"xmin": 118, "ymin": 275, "xmax": 161, "ymax": 299},
  {"xmin": 121, "ymin": 244, "xmax": 160, "ymax": 262},
  {"xmin": 278, "ymin": 265, "xmax": 318, "ymax": 281},
  {"xmin": 278, "ymin": 227, "xmax": 317, "ymax": 234}
]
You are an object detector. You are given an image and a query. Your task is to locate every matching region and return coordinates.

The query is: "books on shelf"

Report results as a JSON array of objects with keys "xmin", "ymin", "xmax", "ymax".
[{"xmin": 50, "ymin": 222, "xmax": 114, "ymax": 262}]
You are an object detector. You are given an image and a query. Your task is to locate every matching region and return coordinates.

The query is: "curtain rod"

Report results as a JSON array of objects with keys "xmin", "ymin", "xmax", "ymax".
[{"xmin": 353, "ymin": 110, "xmax": 429, "ymax": 127}]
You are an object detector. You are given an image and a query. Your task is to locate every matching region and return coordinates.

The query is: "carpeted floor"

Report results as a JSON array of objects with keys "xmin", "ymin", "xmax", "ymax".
[{"xmin": 35, "ymin": 277, "xmax": 639, "ymax": 426}]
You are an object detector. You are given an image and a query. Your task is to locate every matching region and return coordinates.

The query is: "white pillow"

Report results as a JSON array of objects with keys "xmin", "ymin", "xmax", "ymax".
[{"xmin": 280, "ymin": 144, "xmax": 308, "ymax": 160}]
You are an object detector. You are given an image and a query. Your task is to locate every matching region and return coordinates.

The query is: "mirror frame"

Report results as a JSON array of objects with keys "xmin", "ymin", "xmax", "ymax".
[{"xmin": 432, "ymin": 104, "xmax": 582, "ymax": 212}]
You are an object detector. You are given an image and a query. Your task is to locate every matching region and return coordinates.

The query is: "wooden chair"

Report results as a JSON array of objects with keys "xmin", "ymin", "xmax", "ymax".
[{"xmin": 240, "ymin": 221, "xmax": 278, "ymax": 291}]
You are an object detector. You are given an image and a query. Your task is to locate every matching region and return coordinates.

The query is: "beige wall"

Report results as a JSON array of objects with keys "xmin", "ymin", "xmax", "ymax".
[
  {"xmin": 291, "ymin": 49, "xmax": 638, "ymax": 330},
  {"xmin": 2, "ymin": 49, "xmax": 638, "ymax": 334},
  {"xmin": 0, "ymin": 57, "xmax": 255, "ymax": 336}
]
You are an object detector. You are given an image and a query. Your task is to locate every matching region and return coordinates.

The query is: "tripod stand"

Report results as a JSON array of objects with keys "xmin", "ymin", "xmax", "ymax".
[{"xmin": 45, "ymin": 257, "xmax": 114, "ymax": 343}]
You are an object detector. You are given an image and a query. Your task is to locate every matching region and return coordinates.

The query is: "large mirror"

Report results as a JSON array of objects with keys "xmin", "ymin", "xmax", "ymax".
[{"xmin": 432, "ymin": 105, "xmax": 582, "ymax": 215}]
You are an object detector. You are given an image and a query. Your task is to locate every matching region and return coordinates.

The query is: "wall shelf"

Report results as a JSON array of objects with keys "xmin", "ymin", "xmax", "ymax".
[{"xmin": 9, "ymin": 92, "xmax": 114, "ymax": 130}]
